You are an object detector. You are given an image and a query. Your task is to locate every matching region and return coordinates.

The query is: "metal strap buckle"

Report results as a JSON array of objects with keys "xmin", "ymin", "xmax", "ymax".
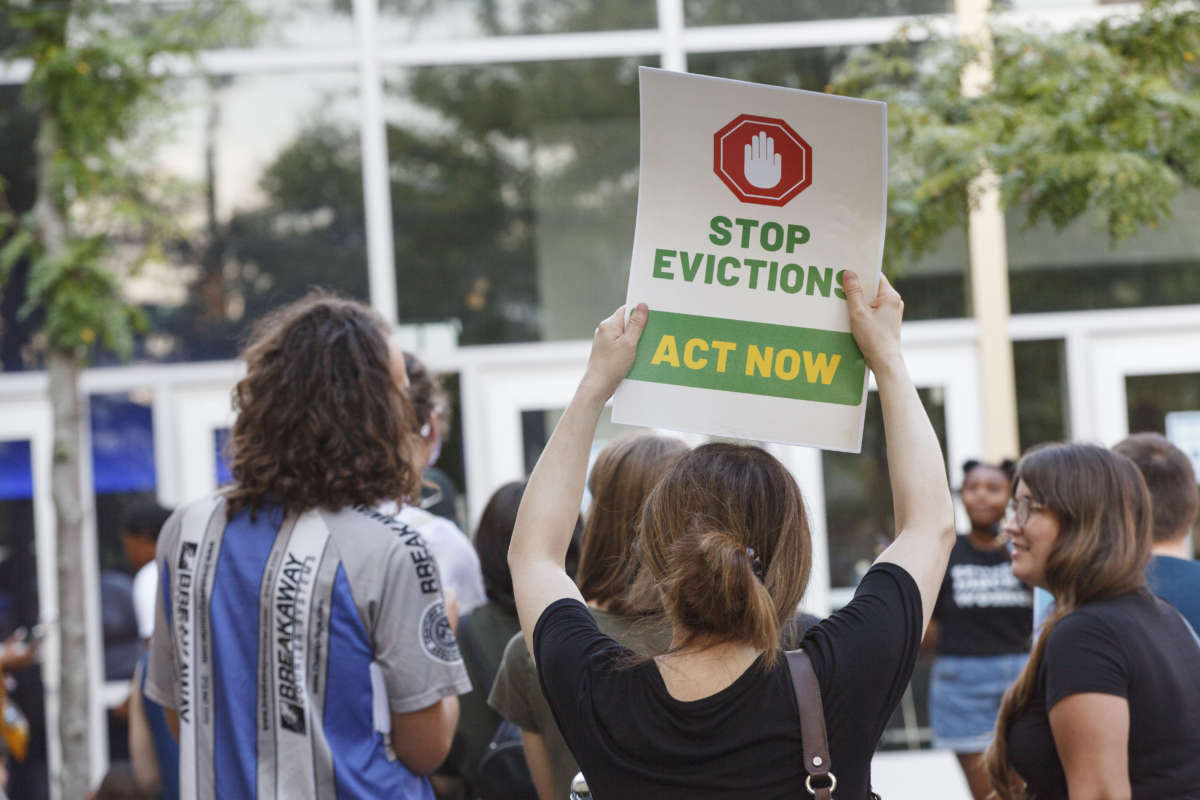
[{"xmin": 805, "ymin": 772, "xmax": 838, "ymax": 796}]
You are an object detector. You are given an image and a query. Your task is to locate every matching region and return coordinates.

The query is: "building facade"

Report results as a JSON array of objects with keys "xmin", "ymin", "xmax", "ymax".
[{"xmin": 1, "ymin": 0, "xmax": 1199, "ymax": 795}]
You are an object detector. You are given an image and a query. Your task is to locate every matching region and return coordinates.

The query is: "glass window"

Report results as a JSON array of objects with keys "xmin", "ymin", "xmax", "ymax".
[
  {"xmin": 0, "ymin": 83, "xmax": 41, "ymax": 372},
  {"xmin": 688, "ymin": 46, "xmax": 968, "ymax": 321},
  {"xmin": 237, "ymin": 0, "xmax": 355, "ymax": 48},
  {"xmin": 1008, "ymin": 190, "xmax": 1200, "ymax": 314},
  {"xmin": 116, "ymin": 71, "xmax": 367, "ymax": 364},
  {"xmin": 1014, "ymin": 339, "xmax": 1069, "ymax": 452},
  {"xmin": 378, "ymin": 0, "xmax": 654, "ymax": 42},
  {"xmin": 90, "ymin": 392, "xmax": 159, "ymax": 574},
  {"xmin": 823, "ymin": 387, "xmax": 948, "ymax": 589},
  {"xmin": 0, "ymin": 441, "xmax": 50, "ymax": 800},
  {"xmin": 1126, "ymin": 372, "xmax": 1200, "ymax": 437},
  {"xmin": 684, "ymin": 0, "xmax": 950, "ymax": 27},
  {"xmin": 386, "ymin": 57, "xmax": 651, "ymax": 345}
]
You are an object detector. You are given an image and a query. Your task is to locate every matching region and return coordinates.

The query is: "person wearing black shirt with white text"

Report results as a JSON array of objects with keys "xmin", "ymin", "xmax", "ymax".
[
  {"xmin": 927, "ymin": 458, "xmax": 1029, "ymax": 800},
  {"xmin": 508, "ymin": 272, "xmax": 955, "ymax": 799}
]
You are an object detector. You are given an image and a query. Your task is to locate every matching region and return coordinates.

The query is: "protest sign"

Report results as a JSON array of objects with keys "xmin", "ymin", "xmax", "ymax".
[{"xmin": 612, "ymin": 67, "xmax": 887, "ymax": 452}]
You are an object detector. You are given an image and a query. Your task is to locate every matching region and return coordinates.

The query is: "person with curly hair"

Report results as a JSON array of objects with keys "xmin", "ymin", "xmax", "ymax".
[{"xmin": 144, "ymin": 292, "xmax": 471, "ymax": 800}]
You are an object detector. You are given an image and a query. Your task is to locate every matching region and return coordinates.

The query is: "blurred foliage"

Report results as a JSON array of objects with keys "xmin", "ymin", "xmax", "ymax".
[
  {"xmin": 830, "ymin": 0, "xmax": 1200, "ymax": 273},
  {"xmin": 0, "ymin": 0, "xmax": 258, "ymax": 360}
]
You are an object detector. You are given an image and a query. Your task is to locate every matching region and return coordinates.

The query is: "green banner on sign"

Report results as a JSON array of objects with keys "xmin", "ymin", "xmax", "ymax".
[{"xmin": 627, "ymin": 310, "xmax": 865, "ymax": 406}]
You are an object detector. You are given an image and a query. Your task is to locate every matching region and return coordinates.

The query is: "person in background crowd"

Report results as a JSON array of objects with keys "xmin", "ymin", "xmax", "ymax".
[
  {"xmin": 926, "ymin": 458, "xmax": 1029, "ymax": 800},
  {"xmin": 1112, "ymin": 432, "xmax": 1200, "ymax": 630},
  {"xmin": 986, "ymin": 443, "xmax": 1200, "ymax": 800},
  {"xmin": 121, "ymin": 502, "xmax": 173, "ymax": 644},
  {"xmin": 99, "ymin": 569, "xmax": 140, "ymax": 763},
  {"xmin": 491, "ymin": 434, "xmax": 687, "ymax": 800},
  {"xmin": 128, "ymin": 650, "xmax": 178, "ymax": 800},
  {"xmin": 90, "ymin": 762, "xmax": 154, "ymax": 800},
  {"xmin": 508, "ymin": 272, "xmax": 956, "ymax": 798},
  {"xmin": 0, "ymin": 531, "xmax": 47, "ymax": 800},
  {"xmin": 406, "ymin": 352, "xmax": 463, "ymax": 526},
  {"xmin": 378, "ymin": 352, "xmax": 487, "ymax": 616},
  {"xmin": 145, "ymin": 292, "xmax": 471, "ymax": 799},
  {"xmin": 441, "ymin": 481, "xmax": 581, "ymax": 798}
]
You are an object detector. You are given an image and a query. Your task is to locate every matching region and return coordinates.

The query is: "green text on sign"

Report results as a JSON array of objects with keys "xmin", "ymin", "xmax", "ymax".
[{"xmin": 627, "ymin": 311, "xmax": 866, "ymax": 406}]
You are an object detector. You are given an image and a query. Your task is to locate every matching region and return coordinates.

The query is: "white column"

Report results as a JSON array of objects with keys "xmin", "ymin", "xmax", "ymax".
[
  {"xmin": 77, "ymin": 397, "xmax": 109, "ymax": 786},
  {"xmin": 656, "ymin": 0, "xmax": 687, "ymax": 72},
  {"xmin": 955, "ymin": 0, "xmax": 1020, "ymax": 461},
  {"xmin": 354, "ymin": 0, "xmax": 399, "ymax": 325}
]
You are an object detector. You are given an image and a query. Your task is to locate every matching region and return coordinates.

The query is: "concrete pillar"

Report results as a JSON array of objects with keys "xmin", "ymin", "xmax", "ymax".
[{"xmin": 955, "ymin": 0, "xmax": 1021, "ymax": 461}]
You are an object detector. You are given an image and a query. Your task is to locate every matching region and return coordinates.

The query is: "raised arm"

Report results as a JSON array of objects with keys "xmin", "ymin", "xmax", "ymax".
[
  {"xmin": 843, "ymin": 271, "xmax": 955, "ymax": 632},
  {"xmin": 509, "ymin": 303, "xmax": 648, "ymax": 658}
]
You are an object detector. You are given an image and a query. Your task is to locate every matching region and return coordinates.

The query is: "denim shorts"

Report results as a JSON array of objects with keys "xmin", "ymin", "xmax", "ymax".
[{"xmin": 929, "ymin": 653, "xmax": 1028, "ymax": 753}]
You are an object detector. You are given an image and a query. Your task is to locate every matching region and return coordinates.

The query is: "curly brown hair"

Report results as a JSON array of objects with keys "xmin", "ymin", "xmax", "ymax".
[{"xmin": 224, "ymin": 291, "xmax": 421, "ymax": 518}]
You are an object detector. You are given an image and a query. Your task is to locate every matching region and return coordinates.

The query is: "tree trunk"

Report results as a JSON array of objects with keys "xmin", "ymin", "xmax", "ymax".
[
  {"xmin": 47, "ymin": 348, "xmax": 89, "ymax": 800},
  {"xmin": 34, "ymin": 111, "xmax": 92, "ymax": 800}
]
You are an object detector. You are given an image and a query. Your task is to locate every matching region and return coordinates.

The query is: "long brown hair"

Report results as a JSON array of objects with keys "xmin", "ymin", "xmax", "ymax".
[
  {"xmin": 985, "ymin": 443, "xmax": 1152, "ymax": 799},
  {"xmin": 225, "ymin": 291, "xmax": 421, "ymax": 518},
  {"xmin": 576, "ymin": 433, "xmax": 689, "ymax": 615},
  {"xmin": 637, "ymin": 443, "xmax": 812, "ymax": 668},
  {"xmin": 475, "ymin": 480, "xmax": 583, "ymax": 616}
]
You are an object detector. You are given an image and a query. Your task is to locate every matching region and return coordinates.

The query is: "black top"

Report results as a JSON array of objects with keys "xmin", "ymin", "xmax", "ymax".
[
  {"xmin": 1007, "ymin": 591, "xmax": 1200, "ymax": 799},
  {"xmin": 534, "ymin": 563, "xmax": 922, "ymax": 800},
  {"xmin": 932, "ymin": 535, "xmax": 1032, "ymax": 656}
]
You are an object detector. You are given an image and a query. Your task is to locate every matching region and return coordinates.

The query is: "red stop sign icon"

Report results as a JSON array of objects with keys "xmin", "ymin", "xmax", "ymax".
[{"xmin": 713, "ymin": 114, "xmax": 812, "ymax": 207}]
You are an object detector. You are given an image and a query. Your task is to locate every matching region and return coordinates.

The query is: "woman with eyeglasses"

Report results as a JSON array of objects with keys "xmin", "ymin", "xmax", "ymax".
[
  {"xmin": 926, "ymin": 458, "xmax": 1029, "ymax": 800},
  {"xmin": 985, "ymin": 443, "xmax": 1200, "ymax": 800},
  {"xmin": 508, "ymin": 272, "xmax": 956, "ymax": 799}
]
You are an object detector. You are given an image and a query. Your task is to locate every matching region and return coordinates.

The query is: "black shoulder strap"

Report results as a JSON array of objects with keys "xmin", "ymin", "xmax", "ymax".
[{"xmin": 785, "ymin": 649, "xmax": 836, "ymax": 799}]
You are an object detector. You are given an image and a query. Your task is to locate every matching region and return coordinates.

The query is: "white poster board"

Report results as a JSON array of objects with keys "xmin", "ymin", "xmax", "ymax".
[{"xmin": 611, "ymin": 67, "xmax": 886, "ymax": 452}]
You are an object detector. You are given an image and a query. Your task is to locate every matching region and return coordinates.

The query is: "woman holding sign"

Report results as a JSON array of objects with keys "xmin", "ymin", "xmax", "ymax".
[{"xmin": 508, "ymin": 272, "xmax": 955, "ymax": 798}]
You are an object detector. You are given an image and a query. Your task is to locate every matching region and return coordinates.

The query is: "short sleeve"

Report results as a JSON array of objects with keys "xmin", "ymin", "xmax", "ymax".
[
  {"xmin": 370, "ymin": 538, "xmax": 473, "ymax": 713},
  {"xmin": 533, "ymin": 599, "xmax": 624, "ymax": 734},
  {"xmin": 802, "ymin": 563, "xmax": 923, "ymax": 739},
  {"xmin": 132, "ymin": 562, "xmax": 158, "ymax": 640},
  {"xmin": 1044, "ymin": 611, "xmax": 1128, "ymax": 709},
  {"xmin": 489, "ymin": 632, "xmax": 544, "ymax": 733},
  {"xmin": 143, "ymin": 511, "xmax": 183, "ymax": 709}
]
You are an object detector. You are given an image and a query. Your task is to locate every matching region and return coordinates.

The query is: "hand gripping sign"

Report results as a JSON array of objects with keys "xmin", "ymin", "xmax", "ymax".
[{"xmin": 612, "ymin": 68, "xmax": 886, "ymax": 452}]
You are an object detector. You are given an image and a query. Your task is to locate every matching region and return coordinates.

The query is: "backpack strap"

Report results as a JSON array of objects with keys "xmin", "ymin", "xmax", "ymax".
[{"xmin": 785, "ymin": 649, "xmax": 836, "ymax": 799}]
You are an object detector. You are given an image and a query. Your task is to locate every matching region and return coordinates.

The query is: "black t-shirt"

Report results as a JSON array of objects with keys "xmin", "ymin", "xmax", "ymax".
[
  {"xmin": 533, "ymin": 563, "xmax": 922, "ymax": 800},
  {"xmin": 932, "ymin": 535, "xmax": 1032, "ymax": 656},
  {"xmin": 1007, "ymin": 591, "xmax": 1200, "ymax": 799}
]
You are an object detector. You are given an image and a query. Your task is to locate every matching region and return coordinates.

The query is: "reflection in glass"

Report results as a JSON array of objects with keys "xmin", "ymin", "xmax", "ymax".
[
  {"xmin": 823, "ymin": 387, "xmax": 948, "ymax": 588},
  {"xmin": 1013, "ymin": 339, "xmax": 1069, "ymax": 452},
  {"xmin": 90, "ymin": 392, "xmax": 158, "ymax": 572},
  {"xmin": 386, "ymin": 57, "xmax": 651, "ymax": 345},
  {"xmin": 1008, "ymin": 190, "xmax": 1200, "ymax": 314},
  {"xmin": 0, "ymin": 445, "xmax": 49, "ymax": 799},
  {"xmin": 123, "ymin": 71, "xmax": 367, "ymax": 364},
  {"xmin": 685, "ymin": 0, "xmax": 950, "ymax": 26},
  {"xmin": 1126, "ymin": 372, "xmax": 1200, "ymax": 437},
  {"xmin": 238, "ymin": 0, "xmax": 356, "ymax": 48},
  {"xmin": 378, "ymin": 0, "xmax": 654, "ymax": 42},
  {"xmin": 0, "ymin": 84, "xmax": 41, "ymax": 372}
]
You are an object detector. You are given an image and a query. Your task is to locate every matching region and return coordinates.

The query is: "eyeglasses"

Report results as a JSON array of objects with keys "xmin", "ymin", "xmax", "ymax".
[{"xmin": 1004, "ymin": 497, "xmax": 1048, "ymax": 527}]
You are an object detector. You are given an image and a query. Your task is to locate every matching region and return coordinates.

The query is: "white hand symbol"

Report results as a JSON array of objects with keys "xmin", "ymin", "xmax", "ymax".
[{"xmin": 743, "ymin": 131, "xmax": 782, "ymax": 189}]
